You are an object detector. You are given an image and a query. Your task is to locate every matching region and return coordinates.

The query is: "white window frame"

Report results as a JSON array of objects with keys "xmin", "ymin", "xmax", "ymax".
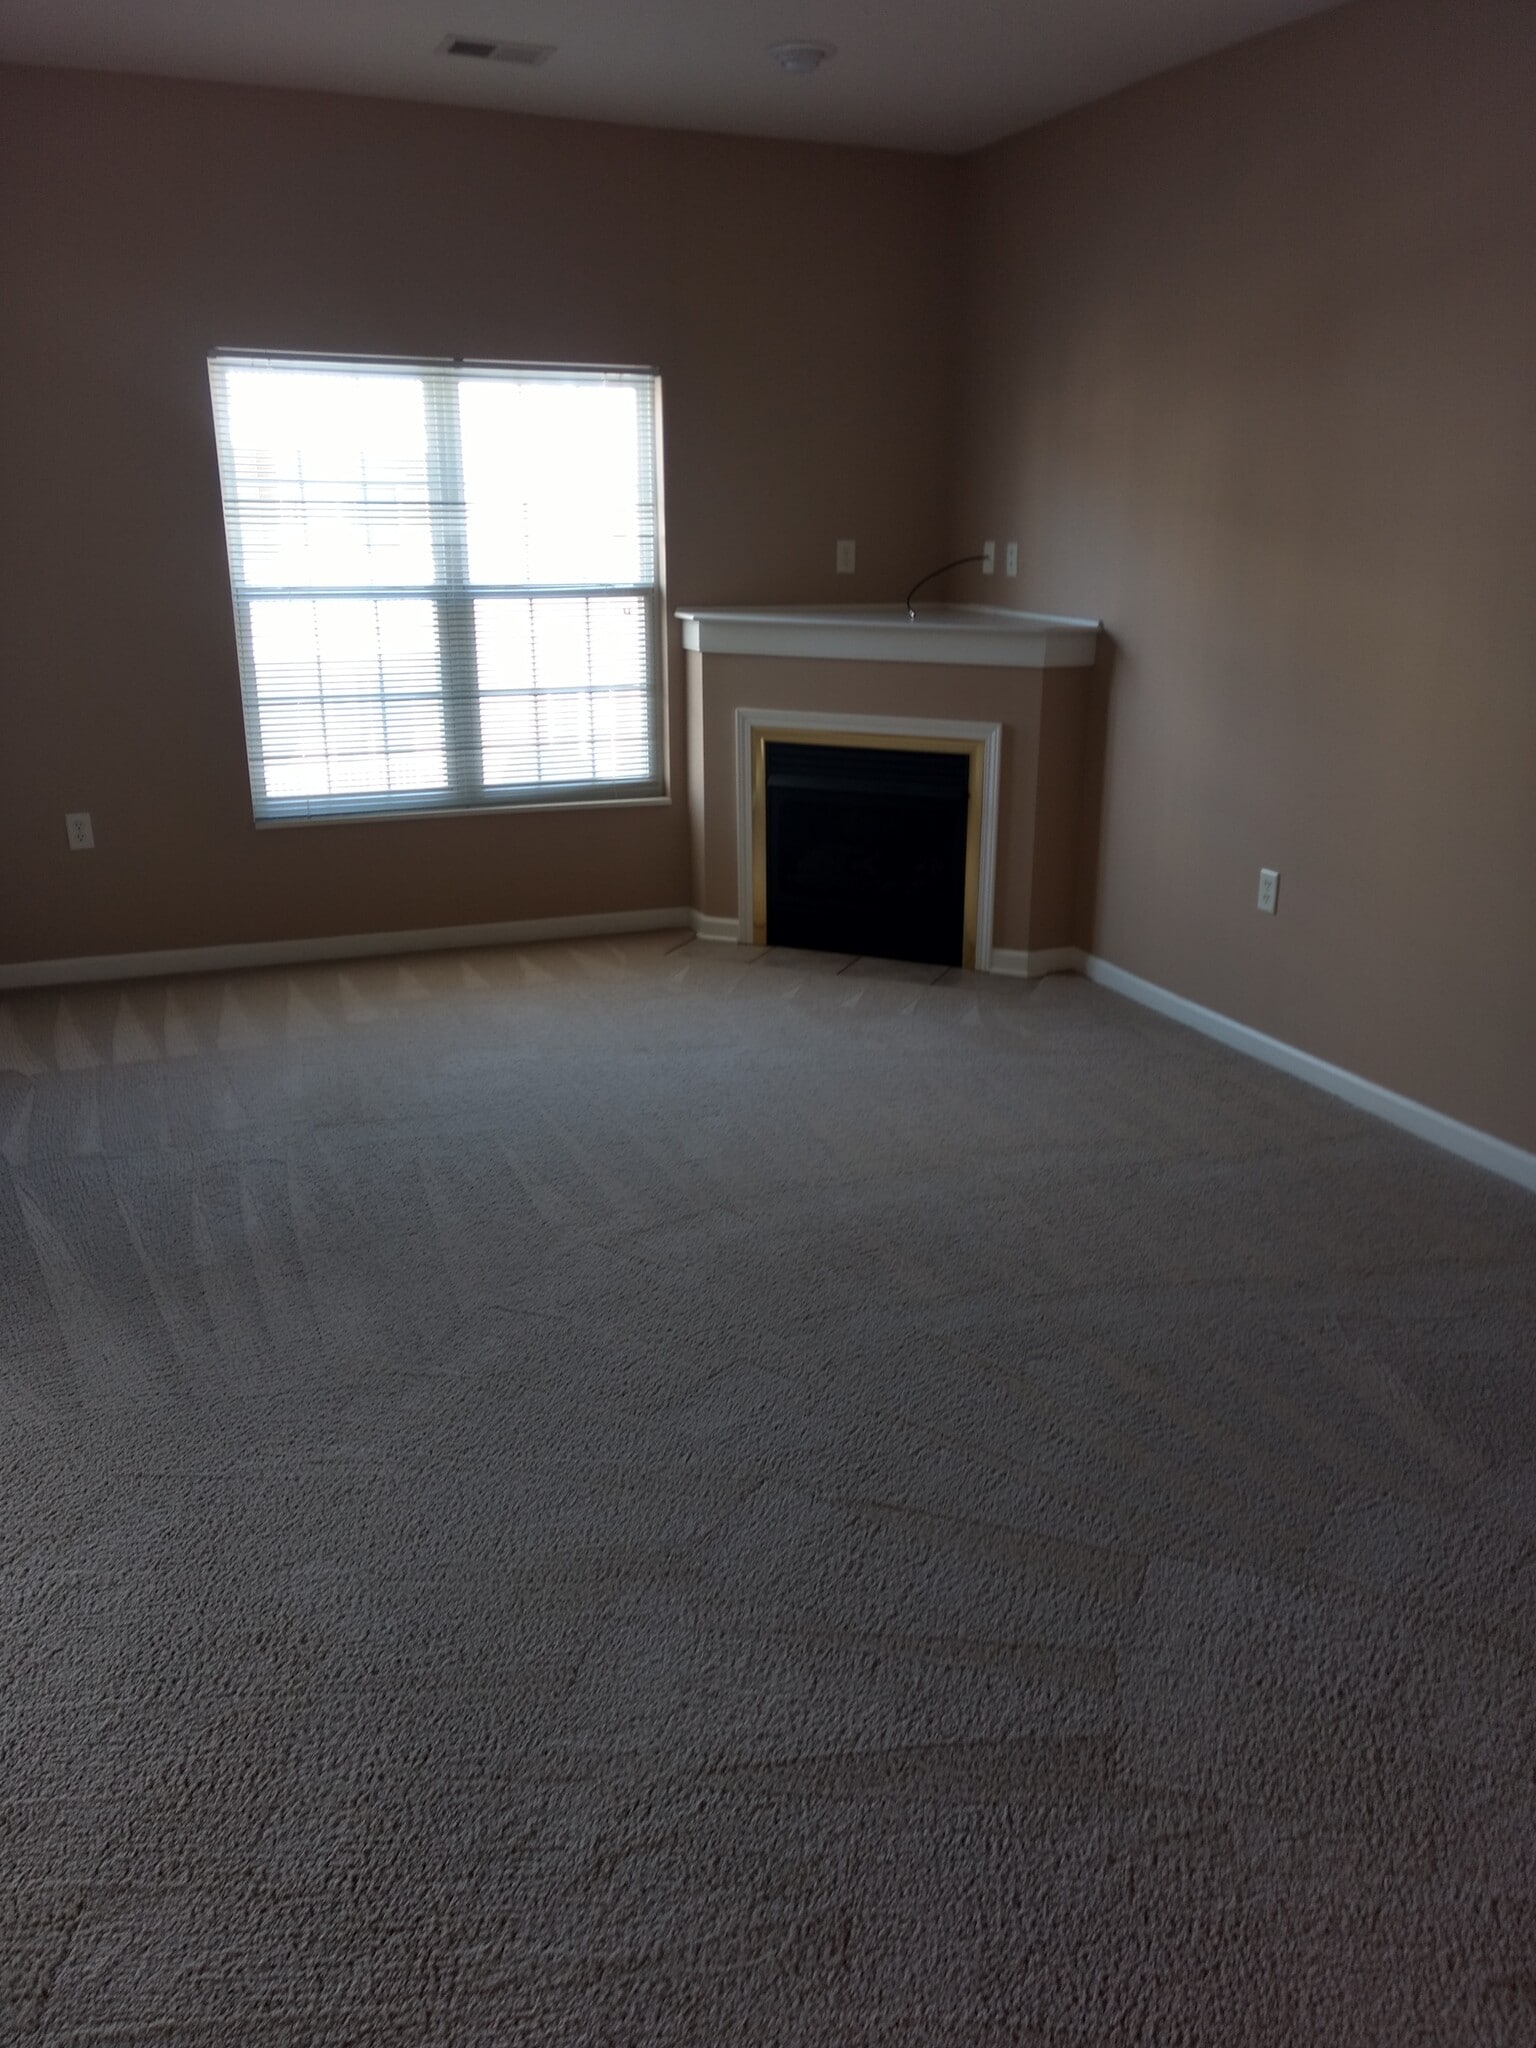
[{"xmin": 207, "ymin": 351, "xmax": 666, "ymax": 826}]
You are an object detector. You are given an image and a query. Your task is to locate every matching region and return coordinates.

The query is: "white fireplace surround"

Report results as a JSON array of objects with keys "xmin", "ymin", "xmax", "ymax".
[{"xmin": 734, "ymin": 706, "xmax": 1003, "ymax": 969}]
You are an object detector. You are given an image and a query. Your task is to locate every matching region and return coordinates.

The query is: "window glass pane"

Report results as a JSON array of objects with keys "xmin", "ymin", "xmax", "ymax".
[
  {"xmin": 315, "ymin": 600, "xmax": 390, "ymax": 695},
  {"xmin": 260, "ymin": 700, "xmax": 329, "ymax": 800},
  {"xmin": 590, "ymin": 687, "xmax": 651, "ymax": 784},
  {"xmin": 475, "ymin": 594, "xmax": 651, "ymax": 788},
  {"xmin": 322, "ymin": 700, "xmax": 387, "ymax": 795},
  {"xmin": 222, "ymin": 368, "xmax": 435, "ymax": 589},
  {"xmin": 477, "ymin": 693, "xmax": 539, "ymax": 788},
  {"xmin": 248, "ymin": 597, "xmax": 446, "ymax": 801},
  {"xmin": 459, "ymin": 379, "xmax": 651, "ymax": 588}
]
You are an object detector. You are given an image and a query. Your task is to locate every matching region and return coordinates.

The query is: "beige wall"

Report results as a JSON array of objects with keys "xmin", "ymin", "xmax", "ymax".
[
  {"xmin": 0, "ymin": 66, "xmax": 960, "ymax": 963},
  {"xmin": 955, "ymin": 0, "xmax": 1536, "ymax": 1151}
]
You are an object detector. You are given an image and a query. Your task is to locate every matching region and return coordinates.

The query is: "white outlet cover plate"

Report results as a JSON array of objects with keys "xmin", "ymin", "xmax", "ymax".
[
  {"xmin": 835, "ymin": 539, "xmax": 856, "ymax": 574},
  {"xmin": 1257, "ymin": 867, "xmax": 1279, "ymax": 913},
  {"xmin": 66, "ymin": 811, "xmax": 95, "ymax": 850}
]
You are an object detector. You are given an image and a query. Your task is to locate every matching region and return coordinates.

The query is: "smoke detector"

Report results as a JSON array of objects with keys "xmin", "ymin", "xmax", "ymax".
[
  {"xmin": 768, "ymin": 41, "xmax": 835, "ymax": 75},
  {"xmin": 437, "ymin": 34, "xmax": 557, "ymax": 65}
]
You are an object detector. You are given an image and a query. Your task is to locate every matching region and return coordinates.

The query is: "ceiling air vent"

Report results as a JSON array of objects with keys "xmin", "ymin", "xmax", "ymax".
[{"xmin": 438, "ymin": 34, "xmax": 556, "ymax": 65}]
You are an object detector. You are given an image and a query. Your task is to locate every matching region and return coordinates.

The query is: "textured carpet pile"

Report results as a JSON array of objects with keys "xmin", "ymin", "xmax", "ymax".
[{"xmin": 2, "ymin": 931, "xmax": 1534, "ymax": 2044}]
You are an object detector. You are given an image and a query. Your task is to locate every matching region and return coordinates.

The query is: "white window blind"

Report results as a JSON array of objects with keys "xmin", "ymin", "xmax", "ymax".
[{"xmin": 207, "ymin": 353, "xmax": 663, "ymax": 823}]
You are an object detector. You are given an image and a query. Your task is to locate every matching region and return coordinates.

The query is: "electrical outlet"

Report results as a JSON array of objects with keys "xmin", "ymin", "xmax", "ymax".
[
  {"xmin": 1005, "ymin": 542, "xmax": 1018, "ymax": 577},
  {"xmin": 65, "ymin": 811, "xmax": 94, "ymax": 852},
  {"xmin": 981, "ymin": 540, "xmax": 995, "ymax": 575},
  {"xmin": 1257, "ymin": 867, "xmax": 1279, "ymax": 915},
  {"xmin": 835, "ymin": 538, "xmax": 856, "ymax": 574}
]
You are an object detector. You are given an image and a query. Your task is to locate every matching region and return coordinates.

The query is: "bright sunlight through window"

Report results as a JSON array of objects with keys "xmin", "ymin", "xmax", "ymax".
[{"xmin": 207, "ymin": 354, "xmax": 662, "ymax": 823}]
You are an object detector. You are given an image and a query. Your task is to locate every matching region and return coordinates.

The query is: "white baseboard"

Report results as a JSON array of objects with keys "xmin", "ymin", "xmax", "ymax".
[
  {"xmin": 1082, "ymin": 954, "xmax": 1536, "ymax": 1195},
  {"xmin": 990, "ymin": 946, "xmax": 1087, "ymax": 980},
  {"xmin": 688, "ymin": 912, "xmax": 742, "ymax": 944},
  {"xmin": 0, "ymin": 907, "xmax": 695, "ymax": 991}
]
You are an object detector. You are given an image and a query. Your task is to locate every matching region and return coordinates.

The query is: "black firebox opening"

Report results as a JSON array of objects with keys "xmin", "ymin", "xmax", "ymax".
[{"xmin": 764, "ymin": 741, "xmax": 970, "ymax": 966}]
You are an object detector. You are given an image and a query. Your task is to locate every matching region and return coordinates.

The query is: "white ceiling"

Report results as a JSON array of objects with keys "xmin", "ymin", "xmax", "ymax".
[{"xmin": 0, "ymin": 0, "xmax": 1346, "ymax": 154}]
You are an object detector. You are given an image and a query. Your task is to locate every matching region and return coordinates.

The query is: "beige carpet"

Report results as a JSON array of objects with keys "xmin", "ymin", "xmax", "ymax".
[{"xmin": 2, "ymin": 931, "xmax": 1534, "ymax": 2045}]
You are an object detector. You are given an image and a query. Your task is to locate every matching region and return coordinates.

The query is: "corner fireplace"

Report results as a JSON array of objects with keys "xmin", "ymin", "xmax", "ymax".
[
  {"xmin": 735, "ymin": 711, "xmax": 1001, "ymax": 972},
  {"xmin": 763, "ymin": 740, "xmax": 971, "ymax": 966}
]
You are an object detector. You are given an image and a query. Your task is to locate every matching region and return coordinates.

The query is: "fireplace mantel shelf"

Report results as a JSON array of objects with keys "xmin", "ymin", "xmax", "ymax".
[{"xmin": 676, "ymin": 603, "xmax": 1100, "ymax": 669}]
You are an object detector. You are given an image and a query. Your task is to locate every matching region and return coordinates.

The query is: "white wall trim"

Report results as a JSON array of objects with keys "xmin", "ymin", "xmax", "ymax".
[
  {"xmin": 0, "ymin": 907, "xmax": 695, "ymax": 991},
  {"xmin": 688, "ymin": 912, "xmax": 741, "ymax": 943},
  {"xmin": 1082, "ymin": 954, "xmax": 1536, "ymax": 1195},
  {"xmin": 732, "ymin": 707, "xmax": 1002, "ymax": 972}
]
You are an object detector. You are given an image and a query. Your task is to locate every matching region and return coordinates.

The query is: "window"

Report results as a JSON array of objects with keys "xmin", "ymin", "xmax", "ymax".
[{"xmin": 207, "ymin": 352, "xmax": 663, "ymax": 823}]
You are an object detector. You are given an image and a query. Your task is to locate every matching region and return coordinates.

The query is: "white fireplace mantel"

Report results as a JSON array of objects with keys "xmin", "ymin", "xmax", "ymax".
[{"xmin": 676, "ymin": 603, "xmax": 1100, "ymax": 669}]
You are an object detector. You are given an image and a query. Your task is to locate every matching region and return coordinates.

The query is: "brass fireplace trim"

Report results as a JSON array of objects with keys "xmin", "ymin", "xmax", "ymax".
[{"xmin": 749, "ymin": 726, "xmax": 986, "ymax": 969}]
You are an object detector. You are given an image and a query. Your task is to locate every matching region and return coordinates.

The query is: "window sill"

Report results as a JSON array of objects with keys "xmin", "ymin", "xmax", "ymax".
[{"xmin": 253, "ymin": 793, "xmax": 672, "ymax": 831}]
